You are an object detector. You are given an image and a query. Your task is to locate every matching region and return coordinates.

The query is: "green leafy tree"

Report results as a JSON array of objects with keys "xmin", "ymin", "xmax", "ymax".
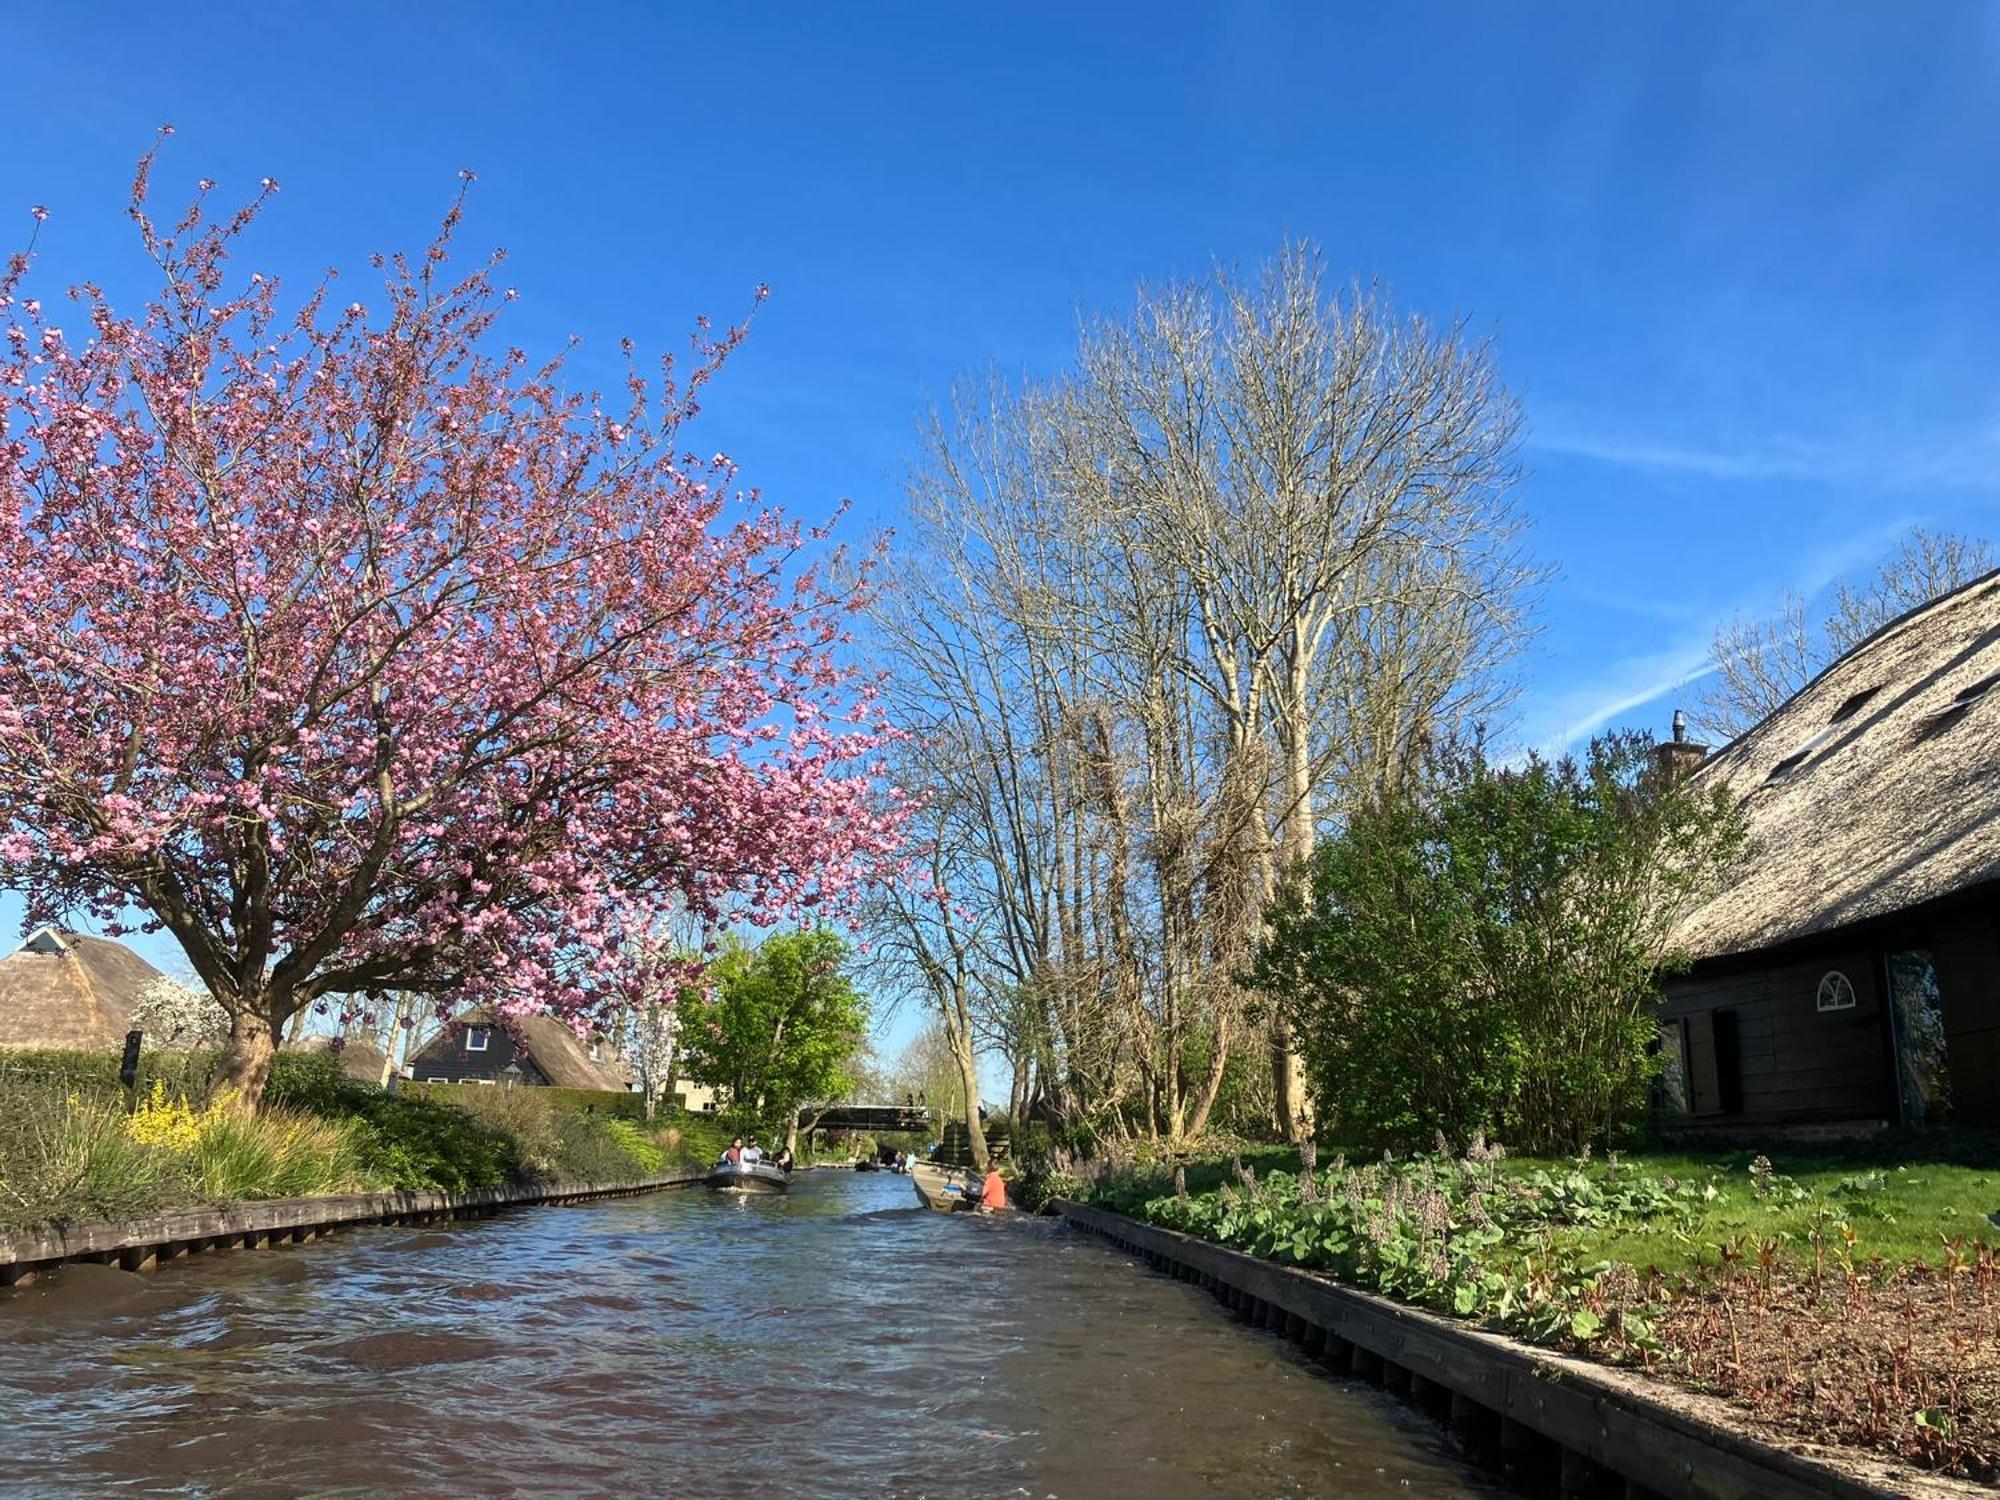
[
  {"xmin": 677, "ymin": 929, "xmax": 869, "ymax": 1148},
  {"xmin": 1253, "ymin": 732, "xmax": 1748, "ymax": 1152}
]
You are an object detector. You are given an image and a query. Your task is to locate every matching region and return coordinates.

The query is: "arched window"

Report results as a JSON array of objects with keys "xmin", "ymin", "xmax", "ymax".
[{"xmin": 1816, "ymin": 971, "xmax": 1856, "ymax": 1013}]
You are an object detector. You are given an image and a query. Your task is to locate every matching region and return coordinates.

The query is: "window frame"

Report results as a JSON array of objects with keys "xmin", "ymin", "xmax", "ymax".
[
  {"xmin": 1816, "ymin": 970, "xmax": 1857, "ymax": 1013},
  {"xmin": 465, "ymin": 1025, "xmax": 492, "ymax": 1053}
]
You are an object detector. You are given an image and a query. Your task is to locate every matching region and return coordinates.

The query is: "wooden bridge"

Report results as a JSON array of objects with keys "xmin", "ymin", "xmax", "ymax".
[{"xmin": 803, "ymin": 1103, "xmax": 932, "ymax": 1136}]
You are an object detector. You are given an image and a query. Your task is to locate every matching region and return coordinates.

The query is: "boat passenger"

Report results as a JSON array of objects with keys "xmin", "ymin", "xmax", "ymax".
[
  {"xmin": 981, "ymin": 1164, "xmax": 1007, "ymax": 1211},
  {"xmin": 743, "ymin": 1137, "xmax": 764, "ymax": 1165},
  {"xmin": 724, "ymin": 1137, "xmax": 745, "ymax": 1166},
  {"xmin": 773, "ymin": 1146, "xmax": 795, "ymax": 1173}
]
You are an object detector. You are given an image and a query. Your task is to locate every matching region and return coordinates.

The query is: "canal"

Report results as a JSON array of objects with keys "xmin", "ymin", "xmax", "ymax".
[{"xmin": 0, "ymin": 1170, "xmax": 1495, "ymax": 1497}]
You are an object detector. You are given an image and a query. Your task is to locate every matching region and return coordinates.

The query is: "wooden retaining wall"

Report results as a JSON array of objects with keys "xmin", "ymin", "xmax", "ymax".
[
  {"xmin": 0, "ymin": 1170, "xmax": 705, "ymax": 1286},
  {"xmin": 1057, "ymin": 1200, "xmax": 1981, "ymax": 1500}
]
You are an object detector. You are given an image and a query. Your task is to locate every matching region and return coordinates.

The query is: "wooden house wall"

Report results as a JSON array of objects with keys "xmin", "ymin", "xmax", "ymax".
[
  {"xmin": 1931, "ymin": 899, "xmax": 2000, "ymax": 1127},
  {"xmin": 1660, "ymin": 948, "xmax": 1893, "ymax": 1124},
  {"xmin": 1660, "ymin": 897, "xmax": 2000, "ymax": 1128},
  {"xmin": 408, "ymin": 1024, "xmax": 550, "ymax": 1086}
]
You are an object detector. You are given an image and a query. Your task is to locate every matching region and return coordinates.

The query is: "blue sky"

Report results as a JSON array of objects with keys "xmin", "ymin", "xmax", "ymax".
[{"xmin": 5, "ymin": 3, "xmax": 2000, "ymax": 1063}]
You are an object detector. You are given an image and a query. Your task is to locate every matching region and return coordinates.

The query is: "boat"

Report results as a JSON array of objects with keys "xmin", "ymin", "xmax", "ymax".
[
  {"xmin": 706, "ymin": 1161, "xmax": 791, "ymax": 1194},
  {"xmin": 854, "ymin": 1158, "xmax": 881, "ymax": 1172},
  {"xmin": 910, "ymin": 1160, "xmax": 981, "ymax": 1213}
]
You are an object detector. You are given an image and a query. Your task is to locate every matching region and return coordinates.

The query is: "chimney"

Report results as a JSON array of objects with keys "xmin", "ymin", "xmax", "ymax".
[{"xmin": 1653, "ymin": 708, "xmax": 1708, "ymax": 784}]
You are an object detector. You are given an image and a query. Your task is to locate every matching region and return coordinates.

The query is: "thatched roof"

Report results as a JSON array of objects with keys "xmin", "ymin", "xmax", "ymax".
[
  {"xmin": 1673, "ymin": 568, "xmax": 2000, "ymax": 962},
  {"xmin": 0, "ymin": 928, "xmax": 165, "ymax": 1050},
  {"xmin": 419, "ymin": 1005, "xmax": 634, "ymax": 1092},
  {"xmin": 288, "ymin": 1034, "xmax": 389, "ymax": 1084}
]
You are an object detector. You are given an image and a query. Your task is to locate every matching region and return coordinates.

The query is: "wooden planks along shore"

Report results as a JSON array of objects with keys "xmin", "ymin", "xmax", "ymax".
[
  {"xmin": 0, "ymin": 1171, "xmax": 705, "ymax": 1287},
  {"xmin": 1056, "ymin": 1199, "xmax": 1985, "ymax": 1500}
]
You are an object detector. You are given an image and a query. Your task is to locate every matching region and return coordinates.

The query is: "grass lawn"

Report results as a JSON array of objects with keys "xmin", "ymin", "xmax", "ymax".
[{"xmin": 1550, "ymin": 1145, "xmax": 2000, "ymax": 1272}]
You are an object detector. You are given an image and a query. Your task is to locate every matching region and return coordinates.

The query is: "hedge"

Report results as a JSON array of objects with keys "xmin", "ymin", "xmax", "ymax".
[{"xmin": 402, "ymin": 1080, "xmax": 649, "ymax": 1120}]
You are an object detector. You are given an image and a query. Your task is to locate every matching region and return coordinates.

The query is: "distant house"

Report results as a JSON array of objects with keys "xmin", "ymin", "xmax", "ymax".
[
  {"xmin": 286, "ymin": 1034, "xmax": 390, "ymax": 1086},
  {"xmin": 1658, "ymin": 569, "xmax": 2000, "ymax": 1131},
  {"xmin": 0, "ymin": 927, "xmax": 164, "ymax": 1051},
  {"xmin": 407, "ymin": 1006, "xmax": 634, "ymax": 1092}
]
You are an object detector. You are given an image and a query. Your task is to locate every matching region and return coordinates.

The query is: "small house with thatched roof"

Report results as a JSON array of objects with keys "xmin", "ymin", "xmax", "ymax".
[
  {"xmin": 0, "ymin": 928, "xmax": 165, "ymax": 1052},
  {"xmin": 286, "ymin": 1034, "xmax": 391, "ymax": 1087},
  {"xmin": 407, "ymin": 1005, "xmax": 634, "ymax": 1093},
  {"xmin": 1657, "ymin": 569, "xmax": 2000, "ymax": 1131}
]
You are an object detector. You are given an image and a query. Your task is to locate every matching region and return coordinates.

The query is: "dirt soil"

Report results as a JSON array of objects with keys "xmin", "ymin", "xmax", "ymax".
[{"xmin": 1612, "ymin": 1257, "xmax": 2000, "ymax": 1482}]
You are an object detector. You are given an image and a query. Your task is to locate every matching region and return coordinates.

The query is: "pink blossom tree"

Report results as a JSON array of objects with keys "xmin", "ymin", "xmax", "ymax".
[{"xmin": 0, "ymin": 143, "xmax": 904, "ymax": 1109}]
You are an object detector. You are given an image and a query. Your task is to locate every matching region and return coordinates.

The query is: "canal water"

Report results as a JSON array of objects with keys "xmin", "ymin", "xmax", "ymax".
[{"xmin": 0, "ymin": 1171, "xmax": 1495, "ymax": 1497}]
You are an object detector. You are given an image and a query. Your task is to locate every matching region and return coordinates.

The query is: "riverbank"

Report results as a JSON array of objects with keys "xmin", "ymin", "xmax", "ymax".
[
  {"xmin": 1058, "ymin": 1198, "xmax": 1988, "ymax": 1500},
  {"xmin": 1, "ymin": 1170, "xmax": 704, "ymax": 1285},
  {"xmin": 0, "ymin": 1049, "xmax": 734, "ymax": 1235},
  {"xmin": 1079, "ymin": 1138, "xmax": 2000, "ymax": 1482}
]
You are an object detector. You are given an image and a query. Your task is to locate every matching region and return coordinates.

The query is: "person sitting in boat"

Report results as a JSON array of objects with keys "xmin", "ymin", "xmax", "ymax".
[
  {"xmin": 722, "ymin": 1137, "xmax": 745, "ymax": 1166},
  {"xmin": 980, "ymin": 1163, "xmax": 1007, "ymax": 1211},
  {"xmin": 742, "ymin": 1137, "xmax": 764, "ymax": 1165},
  {"xmin": 773, "ymin": 1145, "xmax": 794, "ymax": 1173}
]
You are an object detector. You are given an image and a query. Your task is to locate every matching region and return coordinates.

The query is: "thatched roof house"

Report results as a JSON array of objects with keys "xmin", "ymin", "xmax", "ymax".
[
  {"xmin": 0, "ymin": 928, "xmax": 165, "ymax": 1051},
  {"xmin": 1659, "ymin": 569, "xmax": 2000, "ymax": 1130},
  {"xmin": 407, "ymin": 1005, "xmax": 633, "ymax": 1092},
  {"xmin": 287, "ymin": 1034, "xmax": 390, "ymax": 1086}
]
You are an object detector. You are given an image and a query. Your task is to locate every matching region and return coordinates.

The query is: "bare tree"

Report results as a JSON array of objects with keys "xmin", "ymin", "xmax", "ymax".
[
  {"xmin": 869, "ymin": 245, "xmax": 1538, "ymax": 1150},
  {"xmin": 1697, "ymin": 527, "xmax": 1994, "ymax": 740},
  {"xmin": 1056, "ymin": 245, "xmax": 1535, "ymax": 1140}
]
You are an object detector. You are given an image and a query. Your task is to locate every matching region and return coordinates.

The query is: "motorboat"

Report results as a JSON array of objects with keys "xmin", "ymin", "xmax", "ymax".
[
  {"xmin": 910, "ymin": 1160, "xmax": 981, "ymax": 1213},
  {"xmin": 706, "ymin": 1161, "xmax": 791, "ymax": 1194}
]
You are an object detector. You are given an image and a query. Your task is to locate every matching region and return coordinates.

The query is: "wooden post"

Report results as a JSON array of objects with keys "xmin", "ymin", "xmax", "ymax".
[{"xmin": 1450, "ymin": 1391, "xmax": 1496, "ymax": 1462}]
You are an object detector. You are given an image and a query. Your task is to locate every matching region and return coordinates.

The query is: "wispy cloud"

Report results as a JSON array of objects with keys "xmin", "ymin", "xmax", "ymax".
[
  {"xmin": 1530, "ymin": 415, "xmax": 2000, "ymax": 492},
  {"xmin": 1513, "ymin": 517, "xmax": 1919, "ymax": 755}
]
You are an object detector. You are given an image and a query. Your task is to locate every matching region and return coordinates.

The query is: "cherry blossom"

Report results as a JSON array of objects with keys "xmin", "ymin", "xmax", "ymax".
[{"xmin": 0, "ymin": 148, "xmax": 905, "ymax": 1107}]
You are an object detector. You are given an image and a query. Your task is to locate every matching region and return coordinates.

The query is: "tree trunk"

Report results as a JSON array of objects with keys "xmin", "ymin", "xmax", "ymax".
[
  {"xmin": 377, "ymin": 995, "xmax": 411, "ymax": 1090},
  {"xmin": 1185, "ymin": 1005, "xmax": 1232, "ymax": 1139},
  {"xmin": 785, "ymin": 1108, "xmax": 801, "ymax": 1159},
  {"xmin": 215, "ymin": 1005, "xmax": 282, "ymax": 1113},
  {"xmin": 948, "ymin": 1021, "xmax": 989, "ymax": 1169},
  {"xmin": 1271, "ymin": 691, "xmax": 1317, "ymax": 1144}
]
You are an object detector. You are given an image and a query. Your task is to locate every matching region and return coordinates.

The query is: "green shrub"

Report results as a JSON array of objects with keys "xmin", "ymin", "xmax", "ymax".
[
  {"xmin": 534, "ymin": 1086, "xmax": 647, "ymax": 1120},
  {"xmin": 192, "ymin": 1108, "xmax": 369, "ymax": 1201},
  {"xmin": 340, "ymin": 1088, "xmax": 521, "ymax": 1192},
  {"xmin": 265, "ymin": 1051, "xmax": 351, "ymax": 1114},
  {"xmin": 401, "ymin": 1081, "xmax": 647, "ymax": 1120},
  {"xmin": 602, "ymin": 1119, "xmax": 667, "ymax": 1175},
  {"xmin": 0, "ymin": 1074, "xmax": 176, "ymax": 1228},
  {"xmin": 662, "ymin": 1113, "xmax": 732, "ymax": 1170},
  {"xmin": 0, "ymin": 1045, "xmax": 219, "ymax": 1101}
]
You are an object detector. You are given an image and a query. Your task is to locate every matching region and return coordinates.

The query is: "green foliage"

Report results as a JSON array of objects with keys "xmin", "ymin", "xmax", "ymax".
[
  {"xmin": 1254, "ymin": 732, "xmax": 1749, "ymax": 1152},
  {"xmin": 264, "ymin": 1052, "xmax": 350, "ymax": 1114},
  {"xmin": 677, "ymin": 928, "xmax": 869, "ymax": 1135},
  {"xmin": 0, "ymin": 1050, "xmax": 679, "ymax": 1228},
  {"xmin": 602, "ymin": 1119, "xmax": 667, "ymax": 1174},
  {"xmin": 401, "ymin": 1081, "xmax": 647, "ymax": 1121},
  {"xmin": 4, "ymin": 1046, "xmax": 367, "ymax": 1112},
  {"xmin": 1102, "ymin": 1141, "xmax": 1714, "ymax": 1345},
  {"xmin": 662, "ymin": 1112, "xmax": 732, "ymax": 1170},
  {"xmin": 340, "ymin": 1088, "xmax": 521, "ymax": 1192},
  {"xmin": 0, "ymin": 1074, "xmax": 175, "ymax": 1226},
  {"xmin": 189, "ymin": 1108, "xmax": 369, "ymax": 1200}
]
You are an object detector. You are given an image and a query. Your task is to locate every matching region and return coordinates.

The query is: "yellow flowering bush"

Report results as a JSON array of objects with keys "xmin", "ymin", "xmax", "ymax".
[{"xmin": 124, "ymin": 1080, "xmax": 211, "ymax": 1154}]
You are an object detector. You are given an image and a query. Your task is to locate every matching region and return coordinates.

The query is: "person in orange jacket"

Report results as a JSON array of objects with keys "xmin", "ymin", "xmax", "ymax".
[{"xmin": 980, "ymin": 1162, "xmax": 1007, "ymax": 1210}]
